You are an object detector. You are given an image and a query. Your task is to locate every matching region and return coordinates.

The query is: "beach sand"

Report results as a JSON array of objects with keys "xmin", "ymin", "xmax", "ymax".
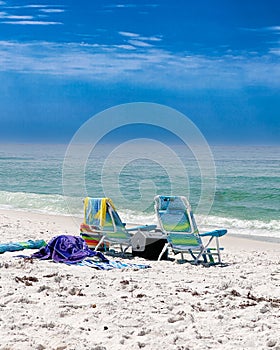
[{"xmin": 0, "ymin": 209, "xmax": 279, "ymax": 350}]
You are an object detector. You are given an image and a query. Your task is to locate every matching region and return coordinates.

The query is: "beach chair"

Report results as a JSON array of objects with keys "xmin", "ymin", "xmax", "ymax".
[
  {"xmin": 80, "ymin": 197, "xmax": 156, "ymax": 254},
  {"xmin": 154, "ymin": 195, "xmax": 227, "ymax": 264}
]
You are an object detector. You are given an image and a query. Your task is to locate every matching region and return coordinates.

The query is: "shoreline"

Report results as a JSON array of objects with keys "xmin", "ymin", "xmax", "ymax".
[
  {"xmin": 228, "ymin": 232, "xmax": 280, "ymax": 244},
  {"xmin": 0, "ymin": 207, "xmax": 279, "ymax": 249}
]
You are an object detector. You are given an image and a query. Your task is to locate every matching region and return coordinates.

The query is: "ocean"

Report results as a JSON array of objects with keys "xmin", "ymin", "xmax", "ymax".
[{"xmin": 0, "ymin": 143, "xmax": 279, "ymax": 240}]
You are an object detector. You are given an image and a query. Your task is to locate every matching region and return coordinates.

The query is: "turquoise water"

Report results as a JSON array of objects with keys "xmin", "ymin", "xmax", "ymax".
[{"xmin": 0, "ymin": 143, "xmax": 279, "ymax": 239}]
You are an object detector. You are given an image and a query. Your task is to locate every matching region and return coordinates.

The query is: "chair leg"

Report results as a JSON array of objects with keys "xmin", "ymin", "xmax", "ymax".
[
  {"xmin": 158, "ymin": 243, "xmax": 169, "ymax": 261},
  {"xmin": 122, "ymin": 244, "xmax": 131, "ymax": 256},
  {"xmin": 194, "ymin": 249, "xmax": 205, "ymax": 264},
  {"xmin": 95, "ymin": 236, "xmax": 105, "ymax": 251},
  {"xmin": 194, "ymin": 236, "xmax": 214, "ymax": 264},
  {"xmin": 216, "ymin": 237, "xmax": 222, "ymax": 264},
  {"xmin": 188, "ymin": 249, "xmax": 197, "ymax": 260}
]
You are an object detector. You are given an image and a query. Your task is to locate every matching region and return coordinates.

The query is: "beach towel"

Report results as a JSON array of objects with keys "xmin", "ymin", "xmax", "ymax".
[
  {"xmin": 0, "ymin": 239, "xmax": 46, "ymax": 254},
  {"xmin": 79, "ymin": 259, "xmax": 150, "ymax": 270},
  {"xmin": 31, "ymin": 235, "xmax": 108, "ymax": 264},
  {"xmin": 30, "ymin": 235, "xmax": 150, "ymax": 270},
  {"xmin": 84, "ymin": 197, "xmax": 116, "ymax": 227}
]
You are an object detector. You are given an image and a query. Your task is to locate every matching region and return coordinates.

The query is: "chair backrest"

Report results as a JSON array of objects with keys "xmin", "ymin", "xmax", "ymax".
[
  {"xmin": 84, "ymin": 197, "xmax": 130, "ymax": 243},
  {"xmin": 154, "ymin": 195, "xmax": 202, "ymax": 249}
]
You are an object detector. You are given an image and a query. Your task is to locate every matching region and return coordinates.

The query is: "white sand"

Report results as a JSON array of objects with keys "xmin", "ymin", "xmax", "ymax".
[{"xmin": 0, "ymin": 209, "xmax": 279, "ymax": 350}]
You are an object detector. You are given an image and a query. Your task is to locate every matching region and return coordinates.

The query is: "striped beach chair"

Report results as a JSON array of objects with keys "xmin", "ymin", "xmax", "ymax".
[
  {"xmin": 80, "ymin": 197, "xmax": 156, "ymax": 254},
  {"xmin": 80, "ymin": 223, "xmax": 110, "ymax": 250},
  {"xmin": 154, "ymin": 195, "xmax": 227, "ymax": 264}
]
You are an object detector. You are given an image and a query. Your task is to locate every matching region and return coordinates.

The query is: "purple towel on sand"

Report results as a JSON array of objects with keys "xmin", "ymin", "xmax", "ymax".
[{"xmin": 31, "ymin": 235, "xmax": 108, "ymax": 264}]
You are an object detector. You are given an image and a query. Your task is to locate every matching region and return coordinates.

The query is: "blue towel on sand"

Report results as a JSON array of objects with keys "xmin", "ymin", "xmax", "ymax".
[
  {"xmin": 0, "ymin": 239, "xmax": 46, "ymax": 254},
  {"xmin": 79, "ymin": 259, "xmax": 150, "ymax": 270}
]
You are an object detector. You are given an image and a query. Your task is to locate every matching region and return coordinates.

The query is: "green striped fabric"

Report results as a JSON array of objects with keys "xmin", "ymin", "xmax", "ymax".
[
  {"xmin": 159, "ymin": 210, "xmax": 192, "ymax": 233},
  {"xmin": 169, "ymin": 233, "xmax": 201, "ymax": 247}
]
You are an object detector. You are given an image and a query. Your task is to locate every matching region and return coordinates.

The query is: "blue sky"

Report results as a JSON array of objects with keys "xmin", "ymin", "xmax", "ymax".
[{"xmin": 0, "ymin": 0, "xmax": 279, "ymax": 144}]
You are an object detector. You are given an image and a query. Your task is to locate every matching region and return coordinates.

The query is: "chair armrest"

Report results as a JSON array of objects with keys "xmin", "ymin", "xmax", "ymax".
[
  {"xmin": 199, "ymin": 229, "xmax": 227, "ymax": 238},
  {"xmin": 126, "ymin": 224, "xmax": 157, "ymax": 232}
]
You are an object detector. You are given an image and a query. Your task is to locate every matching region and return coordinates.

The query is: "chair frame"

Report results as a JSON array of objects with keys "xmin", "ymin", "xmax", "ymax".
[{"xmin": 155, "ymin": 195, "xmax": 227, "ymax": 264}]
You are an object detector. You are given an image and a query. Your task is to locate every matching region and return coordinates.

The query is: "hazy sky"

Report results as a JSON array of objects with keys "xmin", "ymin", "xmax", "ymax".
[{"xmin": 0, "ymin": 0, "xmax": 279, "ymax": 144}]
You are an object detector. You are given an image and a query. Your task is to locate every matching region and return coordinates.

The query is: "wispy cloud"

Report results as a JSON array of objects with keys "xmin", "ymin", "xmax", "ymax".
[
  {"xmin": 17, "ymin": 5, "xmax": 52, "ymax": 9},
  {"xmin": 4, "ymin": 4, "xmax": 50, "ymax": 9},
  {"xmin": 39, "ymin": 8, "xmax": 65, "ymax": 13},
  {"xmin": 106, "ymin": 3, "xmax": 159, "ymax": 9},
  {"xmin": 269, "ymin": 48, "xmax": 280, "ymax": 55},
  {"xmin": 145, "ymin": 4, "xmax": 159, "ymax": 8},
  {"xmin": 106, "ymin": 4, "xmax": 138, "ymax": 9},
  {"xmin": 266, "ymin": 26, "xmax": 280, "ymax": 31},
  {"xmin": 0, "ymin": 12, "xmax": 34, "ymax": 20},
  {"xmin": 140, "ymin": 35, "xmax": 162, "ymax": 42},
  {"xmin": 114, "ymin": 44, "xmax": 136, "ymax": 50},
  {"xmin": 5, "ymin": 15, "xmax": 34, "ymax": 20},
  {"xmin": 0, "ymin": 3, "xmax": 65, "ymax": 25},
  {"xmin": 119, "ymin": 31, "xmax": 162, "ymax": 49},
  {"xmin": 127, "ymin": 39, "xmax": 153, "ymax": 47},
  {"xmin": 119, "ymin": 31, "xmax": 139, "ymax": 38},
  {"xmin": 241, "ymin": 26, "xmax": 280, "ymax": 33},
  {"xmin": 239, "ymin": 25, "xmax": 280, "ymax": 59},
  {"xmin": 119, "ymin": 31, "xmax": 162, "ymax": 42},
  {"xmin": 0, "ymin": 40, "xmax": 279, "ymax": 89},
  {"xmin": 2, "ymin": 20, "xmax": 62, "ymax": 25}
]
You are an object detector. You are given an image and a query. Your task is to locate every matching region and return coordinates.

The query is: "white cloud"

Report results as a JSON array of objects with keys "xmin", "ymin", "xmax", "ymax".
[
  {"xmin": 23, "ymin": 5, "xmax": 50, "ymax": 8},
  {"xmin": 0, "ymin": 12, "xmax": 33, "ymax": 20},
  {"xmin": 242, "ymin": 26, "xmax": 280, "ymax": 33},
  {"xmin": 1, "ymin": 14, "xmax": 34, "ymax": 20},
  {"xmin": 139, "ymin": 35, "xmax": 162, "ymax": 42},
  {"xmin": 0, "ymin": 3, "xmax": 65, "ymax": 25},
  {"xmin": 0, "ymin": 40, "xmax": 279, "ymax": 89},
  {"xmin": 119, "ymin": 31, "xmax": 139, "ymax": 38},
  {"xmin": 39, "ymin": 8, "xmax": 65, "ymax": 13},
  {"xmin": 119, "ymin": 32, "xmax": 162, "ymax": 42},
  {"xmin": 145, "ymin": 4, "xmax": 160, "ymax": 8},
  {"xmin": 106, "ymin": 4, "xmax": 137, "ymax": 9},
  {"xmin": 118, "ymin": 32, "xmax": 162, "ymax": 49},
  {"xmin": 2, "ymin": 20, "xmax": 62, "ymax": 25},
  {"xmin": 128, "ymin": 39, "xmax": 153, "ymax": 47},
  {"xmin": 116, "ymin": 4, "xmax": 133, "ymax": 8},
  {"xmin": 106, "ymin": 3, "xmax": 159, "ymax": 9},
  {"xmin": 115, "ymin": 44, "xmax": 136, "ymax": 50},
  {"xmin": 269, "ymin": 48, "xmax": 280, "ymax": 55},
  {"xmin": 4, "ymin": 4, "xmax": 49, "ymax": 9},
  {"xmin": 265, "ymin": 26, "xmax": 280, "ymax": 32}
]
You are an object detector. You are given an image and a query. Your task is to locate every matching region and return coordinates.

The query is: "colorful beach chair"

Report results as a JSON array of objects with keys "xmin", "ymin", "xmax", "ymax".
[
  {"xmin": 154, "ymin": 195, "xmax": 227, "ymax": 264},
  {"xmin": 80, "ymin": 197, "xmax": 156, "ymax": 254}
]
